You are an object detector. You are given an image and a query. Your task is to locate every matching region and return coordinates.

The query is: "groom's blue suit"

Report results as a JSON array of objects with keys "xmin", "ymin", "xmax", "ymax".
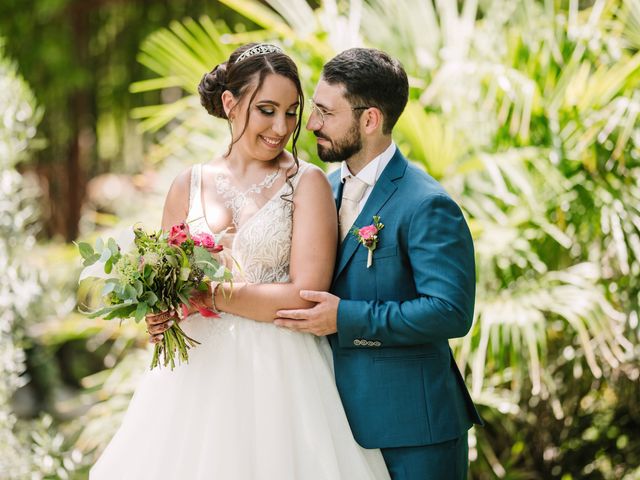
[{"xmin": 328, "ymin": 148, "xmax": 482, "ymax": 479}]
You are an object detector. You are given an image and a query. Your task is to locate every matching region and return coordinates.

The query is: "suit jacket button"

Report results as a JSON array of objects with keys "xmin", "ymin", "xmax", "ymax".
[
  {"xmin": 353, "ymin": 339, "xmax": 361, "ymax": 346},
  {"xmin": 373, "ymin": 341, "xmax": 381, "ymax": 347},
  {"xmin": 366, "ymin": 341, "xmax": 374, "ymax": 347}
]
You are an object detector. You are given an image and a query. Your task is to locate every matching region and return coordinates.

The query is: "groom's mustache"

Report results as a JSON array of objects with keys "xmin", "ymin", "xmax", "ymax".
[{"xmin": 314, "ymin": 132, "xmax": 330, "ymax": 142}]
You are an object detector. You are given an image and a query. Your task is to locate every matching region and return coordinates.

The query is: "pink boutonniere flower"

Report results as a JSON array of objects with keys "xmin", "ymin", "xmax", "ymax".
[{"xmin": 351, "ymin": 216, "xmax": 385, "ymax": 268}]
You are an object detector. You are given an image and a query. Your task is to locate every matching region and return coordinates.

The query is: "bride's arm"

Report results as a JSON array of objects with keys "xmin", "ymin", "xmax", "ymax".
[
  {"xmin": 160, "ymin": 168, "xmax": 191, "ymax": 231},
  {"xmin": 212, "ymin": 166, "xmax": 338, "ymax": 322}
]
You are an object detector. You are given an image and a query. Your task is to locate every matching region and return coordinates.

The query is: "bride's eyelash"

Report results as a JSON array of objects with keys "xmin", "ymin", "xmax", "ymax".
[
  {"xmin": 257, "ymin": 107, "xmax": 275, "ymax": 116},
  {"xmin": 257, "ymin": 106, "xmax": 298, "ymax": 118}
]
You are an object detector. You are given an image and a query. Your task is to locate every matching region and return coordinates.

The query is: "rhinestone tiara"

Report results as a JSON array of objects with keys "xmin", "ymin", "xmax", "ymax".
[{"xmin": 235, "ymin": 43, "xmax": 284, "ymax": 64}]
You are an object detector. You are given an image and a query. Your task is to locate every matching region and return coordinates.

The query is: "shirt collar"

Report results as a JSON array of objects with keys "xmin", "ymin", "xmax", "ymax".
[{"xmin": 340, "ymin": 142, "xmax": 397, "ymax": 185}]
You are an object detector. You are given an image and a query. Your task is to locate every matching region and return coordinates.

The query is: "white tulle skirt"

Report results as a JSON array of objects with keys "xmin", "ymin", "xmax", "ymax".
[{"xmin": 90, "ymin": 313, "xmax": 390, "ymax": 480}]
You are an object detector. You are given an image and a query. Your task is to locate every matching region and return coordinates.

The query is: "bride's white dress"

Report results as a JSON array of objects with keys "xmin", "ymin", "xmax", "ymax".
[{"xmin": 90, "ymin": 162, "xmax": 390, "ymax": 480}]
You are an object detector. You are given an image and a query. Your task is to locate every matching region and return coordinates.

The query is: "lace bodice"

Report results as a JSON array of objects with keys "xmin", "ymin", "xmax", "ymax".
[{"xmin": 186, "ymin": 162, "xmax": 313, "ymax": 284}]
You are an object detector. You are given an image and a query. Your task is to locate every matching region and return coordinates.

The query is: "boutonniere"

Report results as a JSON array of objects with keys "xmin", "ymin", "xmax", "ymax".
[{"xmin": 351, "ymin": 216, "xmax": 385, "ymax": 268}]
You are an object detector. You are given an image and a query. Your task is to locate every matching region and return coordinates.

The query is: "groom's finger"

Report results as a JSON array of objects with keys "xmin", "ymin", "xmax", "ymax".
[
  {"xmin": 274, "ymin": 318, "xmax": 308, "ymax": 330},
  {"xmin": 299, "ymin": 290, "xmax": 326, "ymax": 302},
  {"xmin": 275, "ymin": 309, "xmax": 310, "ymax": 319}
]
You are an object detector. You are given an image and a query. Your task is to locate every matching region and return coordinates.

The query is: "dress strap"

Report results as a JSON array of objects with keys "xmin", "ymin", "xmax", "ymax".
[
  {"xmin": 289, "ymin": 162, "xmax": 312, "ymax": 190},
  {"xmin": 187, "ymin": 164, "xmax": 205, "ymax": 222}
]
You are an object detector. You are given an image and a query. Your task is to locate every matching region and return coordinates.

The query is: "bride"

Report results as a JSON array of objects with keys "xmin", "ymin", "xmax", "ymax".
[{"xmin": 90, "ymin": 43, "xmax": 390, "ymax": 480}]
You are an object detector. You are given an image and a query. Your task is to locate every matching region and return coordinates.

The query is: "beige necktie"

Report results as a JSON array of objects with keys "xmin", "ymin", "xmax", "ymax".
[{"xmin": 339, "ymin": 176, "xmax": 369, "ymax": 241}]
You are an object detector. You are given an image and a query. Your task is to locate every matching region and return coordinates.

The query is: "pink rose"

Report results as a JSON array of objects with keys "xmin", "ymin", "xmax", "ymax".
[
  {"xmin": 358, "ymin": 225, "xmax": 378, "ymax": 241},
  {"xmin": 168, "ymin": 222, "xmax": 190, "ymax": 246},
  {"xmin": 192, "ymin": 232, "xmax": 224, "ymax": 253}
]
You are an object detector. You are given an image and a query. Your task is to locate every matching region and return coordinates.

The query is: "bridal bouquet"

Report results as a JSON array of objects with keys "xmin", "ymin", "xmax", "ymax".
[{"xmin": 77, "ymin": 223, "xmax": 232, "ymax": 369}]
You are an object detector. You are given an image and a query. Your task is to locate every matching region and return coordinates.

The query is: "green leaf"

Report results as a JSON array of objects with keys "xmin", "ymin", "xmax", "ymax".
[
  {"xmin": 99, "ymin": 247, "xmax": 112, "ymax": 263},
  {"xmin": 141, "ymin": 291, "xmax": 158, "ymax": 306},
  {"xmin": 77, "ymin": 242, "xmax": 94, "ymax": 260},
  {"xmin": 180, "ymin": 267, "xmax": 191, "ymax": 281},
  {"xmin": 104, "ymin": 303, "xmax": 137, "ymax": 320},
  {"xmin": 83, "ymin": 253, "xmax": 101, "ymax": 267},
  {"xmin": 124, "ymin": 284, "xmax": 138, "ymax": 300},
  {"xmin": 108, "ymin": 237, "xmax": 119, "ymax": 256},
  {"xmin": 104, "ymin": 257, "xmax": 113, "ymax": 274},
  {"xmin": 101, "ymin": 279, "xmax": 118, "ymax": 296},
  {"xmin": 134, "ymin": 280, "xmax": 144, "ymax": 296},
  {"xmin": 214, "ymin": 265, "xmax": 227, "ymax": 280},
  {"xmin": 135, "ymin": 302, "xmax": 148, "ymax": 323}
]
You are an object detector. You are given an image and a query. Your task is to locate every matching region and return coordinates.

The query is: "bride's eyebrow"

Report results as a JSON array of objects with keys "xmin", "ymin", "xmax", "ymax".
[{"xmin": 256, "ymin": 100, "xmax": 300, "ymax": 108}]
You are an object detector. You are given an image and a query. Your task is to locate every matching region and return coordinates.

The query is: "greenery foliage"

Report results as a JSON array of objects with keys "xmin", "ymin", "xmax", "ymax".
[
  {"xmin": 2, "ymin": 0, "xmax": 640, "ymax": 478},
  {"xmin": 112, "ymin": 0, "xmax": 640, "ymax": 477},
  {"xmin": 0, "ymin": 40, "xmax": 82, "ymax": 480}
]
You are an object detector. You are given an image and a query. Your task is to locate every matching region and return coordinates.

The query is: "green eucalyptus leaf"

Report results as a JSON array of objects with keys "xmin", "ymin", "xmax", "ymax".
[
  {"xmin": 180, "ymin": 267, "xmax": 191, "ymax": 281},
  {"xmin": 135, "ymin": 302, "xmax": 148, "ymax": 323},
  {"xmin": 99, "ymin": 247, "xmax": 112, "ymax": 263},
  {"xmin": 108, "ymin": 237, "xmax": 119, "ymax": 255},
  {"xmin": 134, "ymin": 280, "xmax": 144, "ymax": 296},
  {"xmin": 142, "ymin": 291, "xmax": 158, "ymax": 306},
  {"xmin": 77, "ymin": 242, "xmax": 94, "ymax": 260},
  {"xmin": 101, "ymin": 279, "xmax": 118, "ymax": 296},
  {"xmin": 124, "ymin": 284, "xmax": 138, "ymax": 300},
  {"xmin": 82, "ymin": 253, "xmax": 101, "ymax": 267}
]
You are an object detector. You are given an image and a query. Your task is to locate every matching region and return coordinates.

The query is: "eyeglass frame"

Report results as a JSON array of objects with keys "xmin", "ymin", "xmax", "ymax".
[{"xmin": 308, "ymin": 99, "xmax": 371, "ymax": 127}]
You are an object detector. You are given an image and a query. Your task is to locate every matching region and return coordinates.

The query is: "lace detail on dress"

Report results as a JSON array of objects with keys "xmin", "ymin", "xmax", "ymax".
[
  {"xmin": 214, "ymin": 168, "xmax": 281, "ymax": 228},
  {"xmin": 187, "ymin": 162, "xmax": 313, "ymax": 285}
]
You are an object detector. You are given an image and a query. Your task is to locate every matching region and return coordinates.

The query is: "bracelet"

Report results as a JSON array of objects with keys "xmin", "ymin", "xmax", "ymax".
[{"xmin": 210, "ymin": 282, "xmax": 222, "ymax": 314}]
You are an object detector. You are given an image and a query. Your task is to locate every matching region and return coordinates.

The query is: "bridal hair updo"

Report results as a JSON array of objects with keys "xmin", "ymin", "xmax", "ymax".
[{"xmin": 198, "ymin": 43, "xmax": 304, "ymax": 166}]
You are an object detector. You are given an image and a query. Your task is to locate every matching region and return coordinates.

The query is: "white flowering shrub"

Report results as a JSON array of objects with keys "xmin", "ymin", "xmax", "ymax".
[{"xmin": 0, "ymin": 40, "xmax": 81, "ymax": 480}]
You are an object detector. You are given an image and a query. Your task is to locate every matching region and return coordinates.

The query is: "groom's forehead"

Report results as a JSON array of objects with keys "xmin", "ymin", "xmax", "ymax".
[{"xmin": 313, "ymin": 79, "xmax": 348, "ymax": 107}]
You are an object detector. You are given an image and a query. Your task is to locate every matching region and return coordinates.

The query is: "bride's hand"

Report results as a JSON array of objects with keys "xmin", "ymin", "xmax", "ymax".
[
  {"xmin": 189, "ymin": 283, "xmax": 215, "ymax": 312},
  {"xmin": 145, "ymin": 310, "xmax": 178, "ymax": 344}
]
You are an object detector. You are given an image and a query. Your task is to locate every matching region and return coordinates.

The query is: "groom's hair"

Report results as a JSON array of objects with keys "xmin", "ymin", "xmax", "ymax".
[{"xmin": 322, "ymin": 48, "xmax": 408, "ymax": 135}]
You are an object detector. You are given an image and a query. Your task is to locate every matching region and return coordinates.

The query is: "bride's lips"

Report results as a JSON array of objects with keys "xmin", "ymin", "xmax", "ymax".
[{"xmin": 259, "ymin": 135, "xmax": 284, "ymax": 149}]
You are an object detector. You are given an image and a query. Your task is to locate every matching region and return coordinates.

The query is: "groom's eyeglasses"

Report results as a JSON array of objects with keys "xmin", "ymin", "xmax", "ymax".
[{"xmin": 308, "ymin": 99, "xmax": 370, "ymax": 128}]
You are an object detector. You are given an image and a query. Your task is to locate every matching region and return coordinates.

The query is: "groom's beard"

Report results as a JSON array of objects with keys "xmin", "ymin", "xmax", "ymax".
[{"xmin": 315, "ymin": 123, "xmax": 362, "ymax": 164}]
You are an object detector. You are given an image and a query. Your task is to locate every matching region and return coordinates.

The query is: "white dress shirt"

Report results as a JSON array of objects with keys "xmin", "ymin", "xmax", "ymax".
[{"xmin": 339, "ymin": 142, "xmax": 397, "ymax": 214}]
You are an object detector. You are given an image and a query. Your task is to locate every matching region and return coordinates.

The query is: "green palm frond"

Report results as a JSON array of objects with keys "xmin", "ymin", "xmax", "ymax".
[{"xmin": 464, "ymin": 263, "xmax": 631, "ymax": 399}]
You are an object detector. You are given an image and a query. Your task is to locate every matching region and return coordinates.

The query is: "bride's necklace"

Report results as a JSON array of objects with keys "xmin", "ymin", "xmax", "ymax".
[{"xmin": 215, "ymin": 167, "xmax": 281, "ymax": 227}]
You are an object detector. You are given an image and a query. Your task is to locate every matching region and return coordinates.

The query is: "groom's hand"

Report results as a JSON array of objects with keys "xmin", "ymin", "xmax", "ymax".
[{"xmin": 274, "ymin": 290, "xmax": 339, "ymax": 336}]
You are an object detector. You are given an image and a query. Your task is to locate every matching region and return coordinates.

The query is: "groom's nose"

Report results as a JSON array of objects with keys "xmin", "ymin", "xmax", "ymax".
[{"xmin": 306, "ymin": 111, "xmax": 322, "ymax": 132}]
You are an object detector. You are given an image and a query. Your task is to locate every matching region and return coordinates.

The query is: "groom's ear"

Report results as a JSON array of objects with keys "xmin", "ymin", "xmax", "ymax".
[{"xmin": 361, "ymin": 107, "xmax": 384, "ymax": 135}]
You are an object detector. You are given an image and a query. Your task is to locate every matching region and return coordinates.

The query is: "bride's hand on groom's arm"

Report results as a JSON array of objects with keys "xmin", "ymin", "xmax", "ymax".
[{"xmin": 274, "ymin": 290, "xmax": 339, "ymax": 336}]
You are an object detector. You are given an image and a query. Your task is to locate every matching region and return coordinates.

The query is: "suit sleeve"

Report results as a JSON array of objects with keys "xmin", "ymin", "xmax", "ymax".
[{"xmin": 336, "ymin": 194, "xmax": 476, "ymax": 347}]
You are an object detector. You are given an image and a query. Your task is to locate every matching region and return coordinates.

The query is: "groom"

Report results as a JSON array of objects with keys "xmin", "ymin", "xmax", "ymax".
[{"xmin": 274, "ymin": 48, "xmax": 482, "ymax": 479}]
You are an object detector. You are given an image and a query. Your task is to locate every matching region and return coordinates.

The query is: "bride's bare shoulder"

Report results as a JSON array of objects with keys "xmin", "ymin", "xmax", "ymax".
[
  {"xmin": 200, "ymin": 156, "xmax": 227, "ymax": 175},
  {"xmin": 165, "ymin": 166, "xmax": 196, "ymax": 202}
]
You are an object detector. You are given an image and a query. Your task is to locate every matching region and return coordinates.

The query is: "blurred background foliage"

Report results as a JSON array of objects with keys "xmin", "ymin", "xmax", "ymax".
[{"xmin": 1, "ymin": 0, "xmax": 639, "ymax": 478}]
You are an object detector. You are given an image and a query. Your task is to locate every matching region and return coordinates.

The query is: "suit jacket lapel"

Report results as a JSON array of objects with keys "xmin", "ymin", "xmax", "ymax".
[
  {"xmin": 330, "ymin": 172, "xmax": 344, "ymax": 211},
  {"xmin": 333, "ymin": 149, "xmax": 408, "ymax": 281}
]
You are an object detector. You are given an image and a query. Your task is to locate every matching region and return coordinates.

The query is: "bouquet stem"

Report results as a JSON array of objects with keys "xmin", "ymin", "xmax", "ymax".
[{"xmin": 150, "ymin": 322, "xmax": 200, "ymax": 370}]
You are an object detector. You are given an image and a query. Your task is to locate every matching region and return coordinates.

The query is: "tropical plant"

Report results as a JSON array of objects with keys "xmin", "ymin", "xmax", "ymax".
[{"xmin": 71, "ymin": 0, "xmax": 640, "ymax": 478}]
